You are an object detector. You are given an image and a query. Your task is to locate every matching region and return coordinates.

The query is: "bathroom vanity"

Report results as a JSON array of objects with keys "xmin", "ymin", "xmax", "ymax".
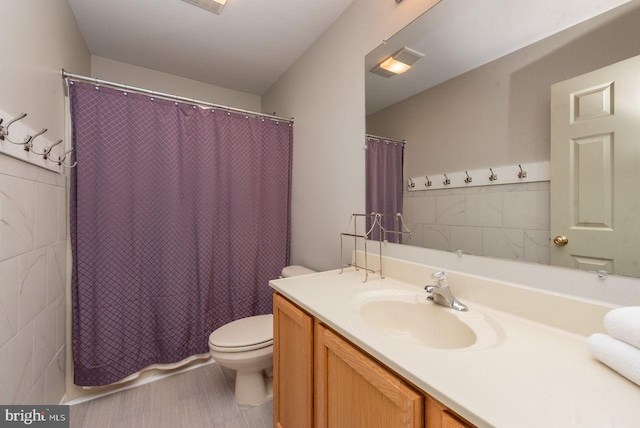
[
  {"xmin": 269, "ymin": 256, "xmax": 640, "ymax": 428},
  {"xmin": 273, "ymin": 292, "xmax": 470, "ymax": 428}
]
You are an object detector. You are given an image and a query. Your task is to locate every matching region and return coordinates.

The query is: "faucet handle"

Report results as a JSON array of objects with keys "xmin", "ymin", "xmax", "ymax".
[{"xmin": 431, "ymin": 271, "xmax": 447, "ymax": 281}]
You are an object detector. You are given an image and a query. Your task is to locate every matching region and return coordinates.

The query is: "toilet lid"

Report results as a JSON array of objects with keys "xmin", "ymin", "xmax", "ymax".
[
  {"xmin": 209, "ymin": 314, "xmax": 273, "ymax": 352},
  {"xmin": 281, "ymin": 265, "xmax": 316, "ymax": 278}
]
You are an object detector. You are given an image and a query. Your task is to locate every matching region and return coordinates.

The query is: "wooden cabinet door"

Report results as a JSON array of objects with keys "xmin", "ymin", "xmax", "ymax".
[
  {"xmin": 426, "ymin": 395, "xmax": 474, "ymax": 428},
  {"xmin": 315, "ymin": 323, "xmax": 424, "ymax": 428},
  {"xmin": 442, "ymin": 412, "xmax": 473, "ymax": 428},
  {"xmin": 273, "ymin": 293, "xmax": 314, "ymax": 428}
]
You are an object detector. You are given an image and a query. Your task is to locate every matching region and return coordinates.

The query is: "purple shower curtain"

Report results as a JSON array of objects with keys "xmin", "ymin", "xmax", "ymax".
[
  {"xmin": 69, "ymin": 81, "xmax": 292, "ymax": 386},
  {"xmin": 365, "ymin": 137, "xmax": 404, "ymax": 243}
]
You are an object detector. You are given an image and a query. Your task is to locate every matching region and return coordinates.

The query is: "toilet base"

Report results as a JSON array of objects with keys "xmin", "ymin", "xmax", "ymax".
[
  {"xmin": 235, "ymin": 368, "xmax": 273, "ymax": 405},
  {"xmin": 209, "ymin": 344, "xmax": 273, "ymax": 406}
]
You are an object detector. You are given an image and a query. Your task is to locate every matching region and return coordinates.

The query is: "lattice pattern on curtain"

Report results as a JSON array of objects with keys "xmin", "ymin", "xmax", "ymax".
[{"xmin": 69, "ymin": 81, "xmax": 292, "ymax": 386}]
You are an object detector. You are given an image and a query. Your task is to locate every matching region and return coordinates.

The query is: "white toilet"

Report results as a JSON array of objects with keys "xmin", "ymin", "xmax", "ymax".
[{"xmin": 208, "ymin": 265, "xmax": 315, "ymax": 405}]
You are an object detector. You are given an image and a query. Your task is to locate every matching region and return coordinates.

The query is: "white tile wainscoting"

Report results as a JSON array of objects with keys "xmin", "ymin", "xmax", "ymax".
[
  {"xmin": 402, "ymin": 181, "xmax": 550, "ymax": 264},
  {"xmin": 0, "ymin": 153, "xmax": 67, "ymax": 404}
]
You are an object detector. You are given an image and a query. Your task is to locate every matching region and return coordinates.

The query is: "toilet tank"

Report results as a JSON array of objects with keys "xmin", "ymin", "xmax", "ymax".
[{"xmin": 281, "ymin": 265, "xmax": 316, "ymax": 278}]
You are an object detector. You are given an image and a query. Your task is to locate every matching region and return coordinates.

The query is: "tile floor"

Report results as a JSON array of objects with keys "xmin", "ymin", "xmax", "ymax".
[{"xmin": 69, "ymin": 363, "xmax": 273, "ymax": 428}]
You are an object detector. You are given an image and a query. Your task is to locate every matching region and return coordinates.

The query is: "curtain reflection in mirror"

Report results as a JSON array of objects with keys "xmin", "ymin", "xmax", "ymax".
[{"xmin": 365, "ymin": 136, "xmax": 404, "ymax": 243}]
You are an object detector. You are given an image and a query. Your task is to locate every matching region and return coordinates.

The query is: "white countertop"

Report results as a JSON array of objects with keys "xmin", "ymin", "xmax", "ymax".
[{"xmin": 270, "ymin": 266, "xmax": 640, "ymax": 428}]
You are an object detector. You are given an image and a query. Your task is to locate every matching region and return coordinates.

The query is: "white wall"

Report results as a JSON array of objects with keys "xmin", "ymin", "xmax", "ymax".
[
  {"xmin": 262, "ymin": 0, "xmax": 441, "ymax": 271},
  {"xmin": 0, "ymin": 0, "xmax": 90, "ymax": 405},
  {"xmin": 91, "ymin": 56, "xmax": 261, "ymax": 112}
]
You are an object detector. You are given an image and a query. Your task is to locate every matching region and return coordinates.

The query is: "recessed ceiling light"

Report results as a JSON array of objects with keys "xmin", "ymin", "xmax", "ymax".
[
  {"xmin": 370, "ymin": 47, "xmax": 424, "ymax": 78},
  {"xmin": 379, "ymin": 57, "xmax": 412, "ymax": 74},
  {"xmin": 181, "ymin": 0, "xmax": 227, "ymax": 15}
]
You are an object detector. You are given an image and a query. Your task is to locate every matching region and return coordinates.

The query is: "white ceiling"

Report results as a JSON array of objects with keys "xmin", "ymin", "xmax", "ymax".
[
  {"xmin": 365, "ymin": 0, "xmax": 632, "ymax": 114},
  {"xmin": 68, "ymin": 0, "xmax": 354, "ymax": 95}
]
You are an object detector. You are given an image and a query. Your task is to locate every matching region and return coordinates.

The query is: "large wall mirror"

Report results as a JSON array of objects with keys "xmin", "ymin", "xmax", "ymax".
[{"xmin": 365, "ymin": 0, "xmax": 640, "ymax": 278}]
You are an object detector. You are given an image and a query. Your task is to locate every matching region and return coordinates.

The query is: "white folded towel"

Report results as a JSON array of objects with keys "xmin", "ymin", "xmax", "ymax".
[
  {"xmin": 604, "ymin": 306, "xmax": 640, "ymax": 349},
  {"xmin": 587, "ymin": 333, "xmax": 640, "ymax": 387}
]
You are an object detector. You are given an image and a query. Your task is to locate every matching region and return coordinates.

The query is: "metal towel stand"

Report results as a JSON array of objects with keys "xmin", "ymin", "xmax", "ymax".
[{"xmin": 339, "ymin": 212, "xmax": 411, "ymax": 283}]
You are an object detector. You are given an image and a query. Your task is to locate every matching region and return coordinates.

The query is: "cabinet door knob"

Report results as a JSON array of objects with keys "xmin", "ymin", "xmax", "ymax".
[{"xmin": 553, "ymin": 235, "xmax": 569, "ymax": 246}]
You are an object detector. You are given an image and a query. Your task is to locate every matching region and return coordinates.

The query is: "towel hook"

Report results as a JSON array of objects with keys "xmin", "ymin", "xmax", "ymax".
[
  {"xmin": 408, "ymin": 178, "xmax": 415, "ymax": 189},
  {"xmin": 38, "ymin": 139, "xmax": 63, "ymax": 160},
  {"xmin": 489, "ymin": 168, "xmax": 498, "ymax": 181},
  {"xmin": 425, "ymin": 176, "xmax": 432, "ymax": 187},
  {"xmin": 0, "ymin": 113, "xmax": 33, "ymax": 145},
  {"xmin": 443, "ymin": 174, "xmax": 450, "ymax": 185},
  {"xmin": 52, "ymin": 147, "xmax": 77, "ymax": 168},
  {"xmin": 23, "ymin": 128, "xmax": 48, "ymax": 152},
  {"xmin": 518, "ymin": 164, "xmax": 527, "ymax": 179},
  {"xmin": 464, "ymin": 171, "xmax": 472, "ymax": 184}
]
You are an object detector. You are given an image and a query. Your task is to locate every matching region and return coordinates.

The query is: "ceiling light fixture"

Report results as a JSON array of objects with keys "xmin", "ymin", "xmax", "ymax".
[
  {"xmin": 181, "ymin": 0, "xmax": 227, "ymax": 15},
  {"xmin": 370, "ymin": 47, "xmax": 424, "ymax": 78}
]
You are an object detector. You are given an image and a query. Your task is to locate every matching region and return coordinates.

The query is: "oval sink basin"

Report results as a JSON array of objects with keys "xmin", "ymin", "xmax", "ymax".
[
  {"xmin": 354, "ymin": 290, "xmax": 503, "ymax": 350},
  {"xmin": 360, "ymin": 300, "xmax": 476, "ymax": 349}
]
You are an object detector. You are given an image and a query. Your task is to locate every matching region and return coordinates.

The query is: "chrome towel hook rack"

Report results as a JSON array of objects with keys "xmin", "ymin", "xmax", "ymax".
[
  {"xmin": 405, "ymin": 162, "xmax": 549, "ymax": 192},
  {"xmin": 0, "ymin": 110, "xmax": 74, "ymax": 170}
]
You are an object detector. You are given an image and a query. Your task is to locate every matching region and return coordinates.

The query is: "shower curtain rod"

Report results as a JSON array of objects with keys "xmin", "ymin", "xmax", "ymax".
[
  {"xmin": 366, "ymin": 133, "xmax": 406, "ymax": 145},
  {"xmin": 61, "ymin": 69, "xmax": 294, "ymax": 124}
]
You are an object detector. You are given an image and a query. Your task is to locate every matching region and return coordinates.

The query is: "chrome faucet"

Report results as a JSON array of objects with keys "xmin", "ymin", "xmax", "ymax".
[{"xmin": 424, "ymin": 271, "xmax": 468, "ymax": 312}]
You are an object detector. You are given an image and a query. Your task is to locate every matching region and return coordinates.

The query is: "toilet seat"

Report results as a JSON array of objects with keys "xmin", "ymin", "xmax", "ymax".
[{"xmin": 209, "ymin": 314, "xmax": 273, "ymax": 352}]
